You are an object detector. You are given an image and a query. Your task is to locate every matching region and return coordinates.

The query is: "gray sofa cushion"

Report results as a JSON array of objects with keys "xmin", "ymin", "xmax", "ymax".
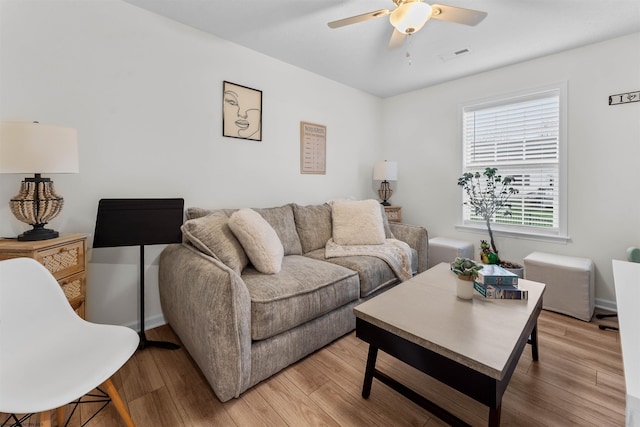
[
  {"xmin": 242, "ymin": 255, "xmax": 359, "ymax": 341},
  {"xmin": 185, "ymin": 207, "xmax": 214, "ymax": 220},
  {"xmin": 252, "ymin": 205, "xmax": 303, "ymax": 256},
  {"xmin": 188, "ymin": 205, "xmax": 303, "ymax": 256},
  {"xmin": 304, "ymin": 249, "xmax": 396, "ymax": 297},
  {"xmin": 292, "ymin": 203, "xmax": 333, "ymax": 254},
  {"xmin": 181, "ymin": 211, "xmax": 249, "ymax": 275}
]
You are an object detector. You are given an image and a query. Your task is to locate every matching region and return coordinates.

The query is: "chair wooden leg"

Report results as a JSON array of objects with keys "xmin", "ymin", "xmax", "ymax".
[
  {"xmin": 56, "ymin": 406, "xmax": 65, "ymax": 426},
  {"xmin": 101, "ymin": 377, "xmax": 135, "ymax": 427}
]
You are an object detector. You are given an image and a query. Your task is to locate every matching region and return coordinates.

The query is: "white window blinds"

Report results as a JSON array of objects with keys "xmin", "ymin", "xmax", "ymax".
[{"xmin": 462, "ymin": 89, "xmax": 561, "ymax": 231}]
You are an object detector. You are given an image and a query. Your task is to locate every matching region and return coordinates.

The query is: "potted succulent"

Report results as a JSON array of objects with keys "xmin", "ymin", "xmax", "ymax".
[
  {"xmin": 450, "ymin": 257, "xmax": 483, "ymax": 300},
  {"xmin": 457, "ymin": 167, "xmax": 524, "ymax": 275}
]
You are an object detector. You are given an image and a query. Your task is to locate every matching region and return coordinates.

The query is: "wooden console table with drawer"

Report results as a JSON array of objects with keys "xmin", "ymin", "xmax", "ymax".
[{"xmin": 0, "ymin": 233, "xmax": 88, "ymax": 319}]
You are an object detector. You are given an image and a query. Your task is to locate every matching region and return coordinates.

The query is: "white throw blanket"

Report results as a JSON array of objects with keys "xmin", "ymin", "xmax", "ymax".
[{"xmin": 325, "ymin": 238, "xmax": 413, "ymax": 282}]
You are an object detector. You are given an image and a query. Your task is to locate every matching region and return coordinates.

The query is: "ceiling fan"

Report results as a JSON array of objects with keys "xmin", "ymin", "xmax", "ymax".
[{"xmin": 328, "ymin": 0, "xmax": 487, "ymax": 49}]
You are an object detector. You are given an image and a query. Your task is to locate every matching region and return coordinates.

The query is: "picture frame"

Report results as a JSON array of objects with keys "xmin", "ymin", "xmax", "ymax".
[
  {"xmin": 300, "ymin": 121, "xmax": 326, "ymax": 175},
  {"xmin": 222, "ymin": 81, "xmax": 262, "ymax": 141}
]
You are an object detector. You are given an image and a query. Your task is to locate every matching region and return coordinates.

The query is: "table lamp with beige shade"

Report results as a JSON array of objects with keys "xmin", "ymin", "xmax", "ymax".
[
  {"xmin": 0, "ymin": 121, "xmax": 78, "ymax": 241},
  {"xmin": 373, "ymin": 160, "xmax": 398, "ymax": 206}
]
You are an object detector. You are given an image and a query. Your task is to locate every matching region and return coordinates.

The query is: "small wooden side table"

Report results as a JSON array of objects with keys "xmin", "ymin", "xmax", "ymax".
[
  {"xmin": 384, "ymin": 206, "xmax": 402, "ymax": 223},
  {"xmin": 0, "ymin": 233, "xmax": 88, "ymax": 319}
]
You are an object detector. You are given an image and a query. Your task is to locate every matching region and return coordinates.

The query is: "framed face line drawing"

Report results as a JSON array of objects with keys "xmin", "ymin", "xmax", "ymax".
[{"xmin": 222, "ymin": 81, "xmax": 262, "ymax": 141}]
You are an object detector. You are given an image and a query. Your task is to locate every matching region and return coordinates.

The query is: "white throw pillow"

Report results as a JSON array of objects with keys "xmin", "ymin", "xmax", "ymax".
[
  {"xmin": 331, "ymin": 199, "xmax": 386, "ymax": 245},
  {"xmin": 229, "ymin": 208, "xmax": 284, "ymax": 274}
]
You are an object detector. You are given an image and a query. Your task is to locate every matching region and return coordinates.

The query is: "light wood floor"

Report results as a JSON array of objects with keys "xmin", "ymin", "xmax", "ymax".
[{"xmin": 4, "ymin": 309, "xmax": 625, "ymax": 426}]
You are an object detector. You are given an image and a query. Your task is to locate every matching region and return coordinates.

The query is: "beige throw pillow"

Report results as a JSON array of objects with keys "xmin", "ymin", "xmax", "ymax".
[
  {"xmin": 229, "ymin": 208, "xmax": 284, "ymax": 274},
  {"xmin": 331, "ymin": 199, "xmax": 386, "ymax": 245},
  {"xmin": 181, "ymin": 211, "xmax": 249, "ymax": 275}
]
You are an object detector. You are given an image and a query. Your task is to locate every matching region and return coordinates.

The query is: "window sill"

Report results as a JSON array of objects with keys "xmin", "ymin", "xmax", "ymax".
[{"xmin": 454, "ymin": 224, "xmax": 571, "ymax": 244}]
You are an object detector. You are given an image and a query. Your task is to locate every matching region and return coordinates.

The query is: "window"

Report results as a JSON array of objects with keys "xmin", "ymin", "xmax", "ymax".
[{"xmin": 460, "ymin": 84, "xmax": 567, "ymax": 241}]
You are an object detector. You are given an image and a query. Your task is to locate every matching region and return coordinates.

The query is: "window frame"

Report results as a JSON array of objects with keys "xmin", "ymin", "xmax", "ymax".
[{"xmin": 455, "ymin": 82, "xmax": 569, "ymax": 243}]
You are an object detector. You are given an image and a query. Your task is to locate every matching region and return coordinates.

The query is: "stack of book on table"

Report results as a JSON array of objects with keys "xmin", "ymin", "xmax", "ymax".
[{"xmin": 474, "ymin": 264, "xmax": 528, "ymax": 300}]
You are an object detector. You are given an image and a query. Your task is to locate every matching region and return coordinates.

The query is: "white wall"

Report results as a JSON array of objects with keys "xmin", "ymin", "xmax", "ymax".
[
  {"xmin": 0, "ymin": 0, "xmax": 383, "ymax": 328},
  {"xmin": 382, "ymin": 32, "xmax": 640, "ymax": 308},
  {"xmin": 2, "ymin": 1, "xmax": 638, "ymax": 326}
]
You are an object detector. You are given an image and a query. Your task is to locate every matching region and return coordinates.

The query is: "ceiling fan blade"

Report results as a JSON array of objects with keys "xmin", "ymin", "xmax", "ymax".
[
  {"xmin": 327, "ymin": 9, "xmax": 390, "ymax": 29},
  {"xmin": 430, "ymin": 4, "xmax": 488, "ymax": 26},
  {"xmin": 388, "ymin": 29, "xmax": 406, "ymax": 50}
]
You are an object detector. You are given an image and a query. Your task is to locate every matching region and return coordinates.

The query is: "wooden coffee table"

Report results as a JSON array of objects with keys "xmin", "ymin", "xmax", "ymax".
[{"xmin": 354, "ymin": 262, "xmax": 545, "ymax": 426}]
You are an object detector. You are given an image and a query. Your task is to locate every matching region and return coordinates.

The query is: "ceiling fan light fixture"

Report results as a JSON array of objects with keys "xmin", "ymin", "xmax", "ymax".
[{"xmin": 390, "ymin": 2, "xmax": 432, "ymax": 34}]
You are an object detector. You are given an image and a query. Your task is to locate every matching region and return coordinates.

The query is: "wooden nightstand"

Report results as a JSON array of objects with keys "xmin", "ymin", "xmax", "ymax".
[
  {"xmin": 0, "ymin": 233, "xmax": 88, "ymax": 319},
  {"xmin": 384, "ymin": 206, "xmax": 402, "ymax": 223}
]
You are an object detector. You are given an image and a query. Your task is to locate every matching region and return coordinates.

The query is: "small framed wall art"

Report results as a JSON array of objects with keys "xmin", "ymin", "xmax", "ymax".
[
  {"xmin": 609, "ymin": 90, "xmax": 639, "ymax": 106},
  {"xmin": 300, "ymin": 121, "xmax": 326, "ymax": 175},
  {"xmin": 223, "ymin": 81, "xmax": 262, "ymax": 141}
]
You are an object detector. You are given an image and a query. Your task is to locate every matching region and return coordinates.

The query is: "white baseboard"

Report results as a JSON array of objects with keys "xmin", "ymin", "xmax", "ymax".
[
  {"xmin": 595, "ymin": 298, "xmax": 617, "ymax": 312},
  {"xmin": 123, "ymin": 314, "xmax": 167, "ymax": 331}
]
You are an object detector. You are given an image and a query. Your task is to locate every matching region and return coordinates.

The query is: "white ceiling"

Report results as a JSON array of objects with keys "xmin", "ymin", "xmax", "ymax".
[{"xmin": 123, "ymin": 0, "xmax": 640, "ymax": 98}]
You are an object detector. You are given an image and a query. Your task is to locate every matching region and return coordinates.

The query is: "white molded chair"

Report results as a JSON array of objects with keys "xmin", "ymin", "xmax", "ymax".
[{"xmin": 0, "ymin": 257, "xmax": 139, "ymax": 427}]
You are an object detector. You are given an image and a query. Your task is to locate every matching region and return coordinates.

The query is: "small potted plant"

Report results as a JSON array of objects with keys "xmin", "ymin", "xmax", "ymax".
[{"xmin": 450, "ymin": 257, "xmax": 482, "ymax": 300}]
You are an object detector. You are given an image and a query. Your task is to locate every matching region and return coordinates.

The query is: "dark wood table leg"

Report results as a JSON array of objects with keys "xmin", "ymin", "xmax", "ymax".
[
  {"xmin": 489, "ymin": 403, "xmax": 502, "ymax": 427},
  {"xmin": 362, "ymin": 345, "xmax": 378, "ymax": 398},
  {"xmin": 530, "ymin": 323, "xmax": 539, "ymax": 361}
]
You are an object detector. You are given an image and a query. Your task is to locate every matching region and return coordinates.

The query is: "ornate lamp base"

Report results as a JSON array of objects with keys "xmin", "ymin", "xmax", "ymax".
[
  {"xmin": 378, "ymin": 180, "xmax": 393, "ymax": 206},
  {"xmin": 17, "ymin": 225, "xmax": 60, "ymax": 242},
  {"xmin": 10, "ymin": 174, "xmax": 64, "ymax": 241}
]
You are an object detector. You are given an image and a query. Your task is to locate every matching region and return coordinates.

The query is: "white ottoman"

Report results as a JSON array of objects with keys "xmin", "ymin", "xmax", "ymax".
[
  {"xmin": 428, "ymin": 237, "xmax": 474, "ymax": 269},
  {"xmin": 524, "ymin": 252, "xmax": 595, "ymax": 321}
]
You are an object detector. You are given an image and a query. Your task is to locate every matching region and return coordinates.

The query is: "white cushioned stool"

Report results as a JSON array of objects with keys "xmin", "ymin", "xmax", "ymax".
[
  {"xmin": 524, "ymin": 252, "xmax": 594, "ymax": 321},
  {"xmin": 428, "ymin": 237, "xmax": 474, "ymax": 269}
]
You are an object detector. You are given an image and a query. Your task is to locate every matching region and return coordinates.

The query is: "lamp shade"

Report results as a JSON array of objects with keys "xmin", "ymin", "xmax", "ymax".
[
  {"xmin": 0, "ymin": 121, "xmax": 79, "ymax": 174},
  {"xmin": 389, "ymin": 2, "xmax": 432, "ymax": 34},
  {"xmin": 373, "ymin": 160, "xmax": 398, "ymax": 181}
]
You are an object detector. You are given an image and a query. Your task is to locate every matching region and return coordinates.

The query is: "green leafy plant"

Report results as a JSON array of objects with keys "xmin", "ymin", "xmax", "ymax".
[
  {"xmin": 457, "ymin": 167, "xmax": 519, "ymax": 264},
  {"xmin": 450, "ymin": 257, "xmax": 483, "ymax": 278}
]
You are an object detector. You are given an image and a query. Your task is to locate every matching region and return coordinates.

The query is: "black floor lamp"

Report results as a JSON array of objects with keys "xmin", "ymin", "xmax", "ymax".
[{"xmin": 93, "ymin": 198, "xmax": 184, "ymax": 350}]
